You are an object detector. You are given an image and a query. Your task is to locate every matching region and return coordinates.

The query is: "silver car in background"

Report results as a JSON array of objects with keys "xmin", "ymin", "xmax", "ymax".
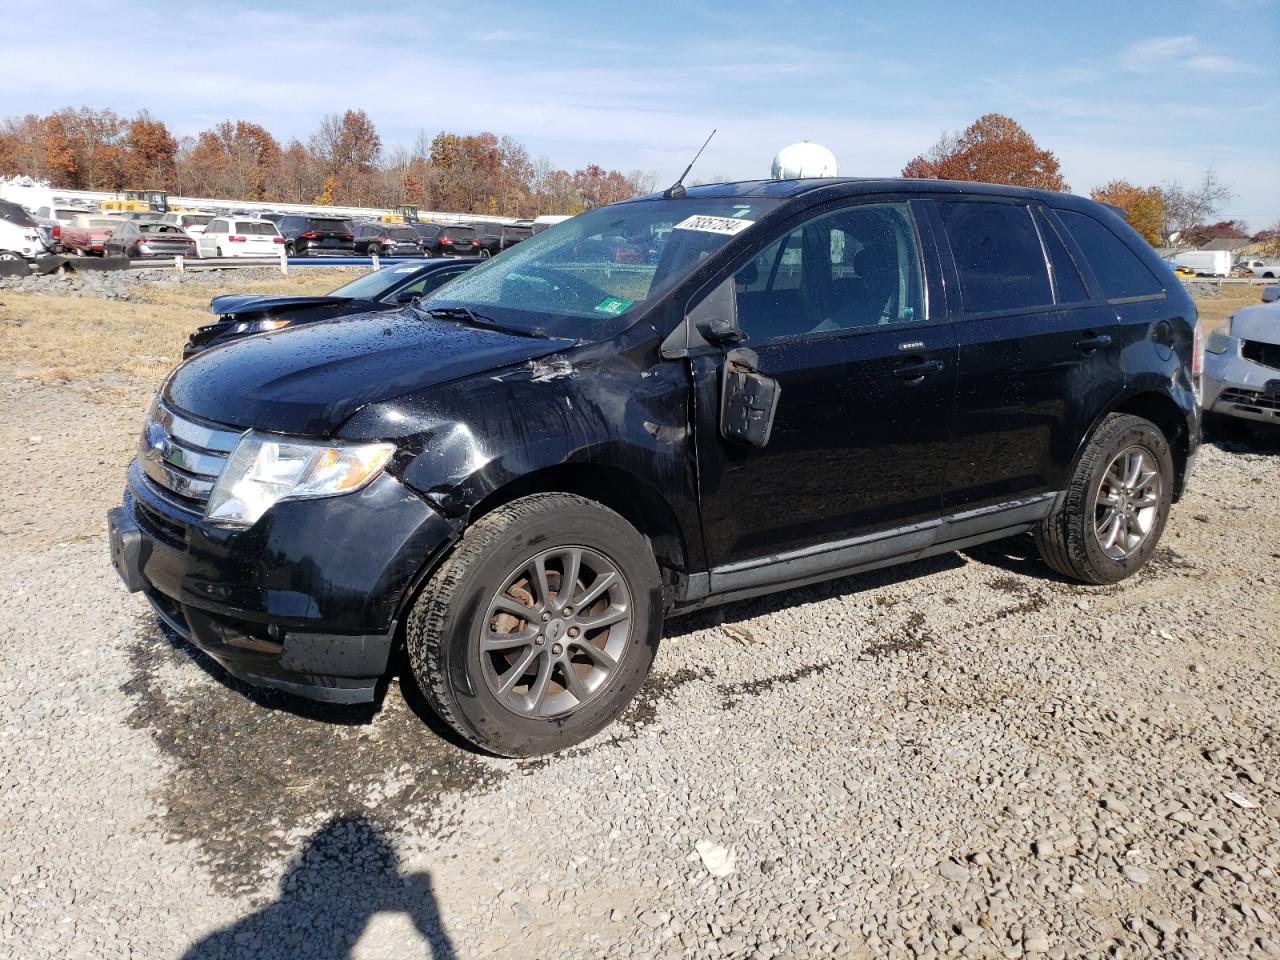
[{"xmin": 1203, "ymin": 285, "xmax": 1280, "ymax": 427}]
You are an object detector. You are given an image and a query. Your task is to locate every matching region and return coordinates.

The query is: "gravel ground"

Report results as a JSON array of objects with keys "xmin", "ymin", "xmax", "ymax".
[
  {"xmin": 1, "ymin": 321, "xmax": 1279, "ymax": 957},
  {"xmin": 0, "ymin": 264, "xmax": 298, "ymax": 301}
]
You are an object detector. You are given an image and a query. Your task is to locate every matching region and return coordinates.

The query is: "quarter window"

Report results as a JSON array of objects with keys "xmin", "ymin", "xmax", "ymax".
[
  {"xmin": 1033, "ymin": 209, "xmax": 1090, "ymax": 304},
  {"xmin": 938, "ymin": 201, "xmax": 1052, "ymax": 314},
  {"xmin": 734, "ymin": 202, "xmax": 924, "ymax": 343},
  {"xmin": 1056, "ymin": 210, "xmax": 1163, "ymax": 300}
]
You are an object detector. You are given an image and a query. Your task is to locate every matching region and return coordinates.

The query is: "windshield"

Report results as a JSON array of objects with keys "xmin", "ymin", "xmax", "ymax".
[
  {"xmin": 328, "ymin": 265, "xmax": 414, "ymax": 300},
  {"xmin": 422, "ymin": 197, "xmax": 781, "ymax": 337}
]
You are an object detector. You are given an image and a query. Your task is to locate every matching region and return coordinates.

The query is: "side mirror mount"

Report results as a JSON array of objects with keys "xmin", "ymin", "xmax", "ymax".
[
  {"xmin": 660, "ymin": 276, "xmax": 745, "ymax": 359},
  {"xmin": 1263, "ymin": 285, "xmax": 1279, "ymax": 304}
]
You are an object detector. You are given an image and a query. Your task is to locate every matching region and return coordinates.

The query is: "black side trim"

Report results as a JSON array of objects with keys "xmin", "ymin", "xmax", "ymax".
[{"xmin": 674, "ymin": 493, "xmax": 1059, "ymax": 611}]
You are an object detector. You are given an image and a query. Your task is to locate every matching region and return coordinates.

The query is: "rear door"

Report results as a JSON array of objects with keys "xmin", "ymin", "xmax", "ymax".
[
  {"xmin": 692, "ymin": 198, "xmax": 956, "ymax": 573},
  {"xmin": 931, "ymin": 198, "xmax": 1121, "ymax": 513}
]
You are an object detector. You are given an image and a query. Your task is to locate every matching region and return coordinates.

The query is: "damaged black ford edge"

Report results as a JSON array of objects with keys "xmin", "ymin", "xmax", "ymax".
[{"xmin": 108, "ymin": 178, "xmax": 1201, "ymax": 756}]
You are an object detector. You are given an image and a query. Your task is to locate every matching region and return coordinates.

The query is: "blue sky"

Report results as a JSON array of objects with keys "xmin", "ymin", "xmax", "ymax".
[{"xmin": 8, "ymin": 0, "xmax": 1278, "ymax": 226}]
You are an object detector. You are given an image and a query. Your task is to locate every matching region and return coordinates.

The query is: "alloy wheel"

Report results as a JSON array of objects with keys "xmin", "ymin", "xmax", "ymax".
[
  {"xmin": 1094, "ymin": 445, "xmax": 1162, "ymax": 560},
  {"xmin": 480, "ymin": 546, "xmax": 631, "ymax": 718}
]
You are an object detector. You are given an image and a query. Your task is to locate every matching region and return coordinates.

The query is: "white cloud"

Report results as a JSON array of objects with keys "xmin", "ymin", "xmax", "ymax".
[{"xmin": 1118, "ymin": 34, "xmax": 1262, "ymax": 75}]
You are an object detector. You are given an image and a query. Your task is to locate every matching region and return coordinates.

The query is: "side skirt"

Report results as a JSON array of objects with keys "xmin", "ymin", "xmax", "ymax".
[{"xmin": 672, "ymin": 493, "xmax": 1057, "ymax": 615}]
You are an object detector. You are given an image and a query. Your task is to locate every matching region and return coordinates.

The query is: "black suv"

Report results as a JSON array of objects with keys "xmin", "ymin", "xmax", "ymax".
[
  {"xmin": 353, "ymin": 223, "xmax": 424, "ymax": 257},
  {"xmin": 276, "ymin": 216, "xmax": 355, "ymax": 256},
  {"xmin": 108, "ymin": 178, "xmax": 1200, "ymax": 757},
  {"xmin": 472, "ymin": 220, "xmax": 533, "ymax": 257},
  {"xmin": 412, "ymin": 223, "xmax": 482, "ymax": 257}
]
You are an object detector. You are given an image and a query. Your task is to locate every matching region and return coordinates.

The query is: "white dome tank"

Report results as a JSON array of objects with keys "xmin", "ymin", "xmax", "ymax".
[{"xmin": 770, "ymin": 142, "xmax": 839, "ymax": 179}]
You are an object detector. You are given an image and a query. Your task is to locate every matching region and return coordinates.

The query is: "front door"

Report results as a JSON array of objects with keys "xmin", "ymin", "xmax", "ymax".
[{"xmin": 691, "ymin": 200, "xmax": 956, "ymax": 576}]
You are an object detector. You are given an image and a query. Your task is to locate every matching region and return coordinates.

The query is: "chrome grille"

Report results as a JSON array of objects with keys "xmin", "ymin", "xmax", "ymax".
[
  {"xmin": 1221, "ymin": 388, "xmax": 1280, "ymax": 413},
  {"xmin": 138, "ymin": 400, "xmax": 243, "ymax": 506}
]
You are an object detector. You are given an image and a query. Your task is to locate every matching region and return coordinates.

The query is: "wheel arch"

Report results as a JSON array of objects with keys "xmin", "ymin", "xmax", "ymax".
[
  {"xmin": 465, "ymin": 463, "xmax": 690, "ymax": 606},
  {"xmin": 1095, "ymin": 390, "xmax": 1194, "ymax": 500}
]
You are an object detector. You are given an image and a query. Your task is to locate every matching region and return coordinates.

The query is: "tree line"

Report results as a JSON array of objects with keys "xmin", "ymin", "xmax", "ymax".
[
  {"xmin": 3, "ymin": 106, "xmax": 1272, "ymax": 249},
  {"xmin": 0, "ymin": 107, "xmax": 656, "ymax": 217}
]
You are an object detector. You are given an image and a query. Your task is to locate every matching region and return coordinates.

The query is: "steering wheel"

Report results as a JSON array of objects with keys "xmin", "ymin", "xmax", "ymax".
[{"xmin": 512, "ymin": 266, "xmax": 609, "ymax": 308}]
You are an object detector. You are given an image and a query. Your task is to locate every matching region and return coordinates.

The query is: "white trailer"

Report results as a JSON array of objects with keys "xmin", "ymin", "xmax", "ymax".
[{"xmin": 1172, "ymin": 250, "xmax": 1231, "ymax": 277}]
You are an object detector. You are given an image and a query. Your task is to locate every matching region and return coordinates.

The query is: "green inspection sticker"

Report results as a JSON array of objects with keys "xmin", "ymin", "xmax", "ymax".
[{"xmin": 593, "ymin": 296, "xmax": 635, "ymax": 316}]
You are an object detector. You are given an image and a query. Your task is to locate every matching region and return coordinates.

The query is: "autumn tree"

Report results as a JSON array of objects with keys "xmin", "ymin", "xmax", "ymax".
[
  {"xmin": 185, "ymin": 121, "xmax": 280, "ymax": 199},
  {"xmin": 1179, "ymin": 219, "xmax": 1249, "ymax": 247},
  {"xmin": 902, "ymin": 113, "xmax": 1068, "ymax": 191},
  {"xmin": 1090, "ymin": 180, "xmax": 1167, "ymax": 245},
  {"xmin": 311, "ymin": 110, "xmax": 382, "ymax": 203},
  {"xmin": 121, "ymin": 112, "xmax": 177, "ymax": 189}
]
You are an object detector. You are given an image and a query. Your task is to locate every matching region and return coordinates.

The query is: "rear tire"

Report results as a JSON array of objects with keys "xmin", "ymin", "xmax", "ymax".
[
  {"xmin": 406, "ymin": 493, "xmax": 663, "ymax": 757},
  {"xmin": 285, "ymin": 242, "xmax": 296, "ymax": 257},
  {"xmin": 1035, "ymin": 414, "xmax": 1173, "ymax": 584}
]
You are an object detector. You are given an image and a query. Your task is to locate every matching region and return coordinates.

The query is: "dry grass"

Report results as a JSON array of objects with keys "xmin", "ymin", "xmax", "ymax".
[
  {"xmin": 0, "ymin": 269, "xmax": 1268, "ymax": 390},
  {"xmin": 1195, "ymin": 282, "xmax": 1264, "ymax": 331},
  {"xmin": 0, "ymin": 268, "xmax": 360, "ymax": 387}
]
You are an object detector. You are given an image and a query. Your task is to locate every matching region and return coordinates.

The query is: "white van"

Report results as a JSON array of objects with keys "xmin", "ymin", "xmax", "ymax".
[
  {"xmin": 0, "ymin": 199, "xmax": 46, "ymax": 260},
  {"xmin": 1171, "ymin": 250, "xmax": 1231, "ymax": 277}
]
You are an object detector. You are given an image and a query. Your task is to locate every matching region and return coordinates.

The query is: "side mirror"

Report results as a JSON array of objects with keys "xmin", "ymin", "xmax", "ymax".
[
  {"xmin": 720, "ymin": 347, "xmax": 780, "ymax": 447},
  {"xmin": 1263, "ymin": 286, "xmax": 1280, "ymax": 304},
  {"xmin": 395, "ymin": 291, "xmax": 418, "ymax": 304}
]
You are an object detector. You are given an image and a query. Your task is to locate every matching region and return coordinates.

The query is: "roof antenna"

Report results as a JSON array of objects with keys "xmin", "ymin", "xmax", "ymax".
[{"xmin": 663, "ymin": 129, "xmax": 716, "ymax": 199}]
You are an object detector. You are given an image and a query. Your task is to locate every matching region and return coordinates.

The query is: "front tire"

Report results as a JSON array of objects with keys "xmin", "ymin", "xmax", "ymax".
[
  {"xmin": 1035, "ymin": 413, "xmax": 1174, "ymax": 584},
  {"xmin": 406, "ymin": 493, "xmax": 662, "ymax": 757}
]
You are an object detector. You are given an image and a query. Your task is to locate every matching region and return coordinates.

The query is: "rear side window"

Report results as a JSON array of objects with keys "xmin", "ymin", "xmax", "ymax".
[
  {"xmin": 1056, "ymin": 210, "xmax": 1163, "ymax": 300},
  {"xmin": 1033, "ymin": 209, "xmax": 1090, "ymax": 304},
  {"xmin": 938, "ymin": 201, "xmax": 1052, "ymax": 314}
]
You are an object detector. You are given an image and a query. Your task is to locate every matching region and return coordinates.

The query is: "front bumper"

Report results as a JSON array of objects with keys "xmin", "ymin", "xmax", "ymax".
[
  {"xmin": 109, "ymin": 461, "xmax": 457, "ymax": 703},
  {"xmin": 1203, "ymin": 350, "xmax": 1280, "ymax": 425}
]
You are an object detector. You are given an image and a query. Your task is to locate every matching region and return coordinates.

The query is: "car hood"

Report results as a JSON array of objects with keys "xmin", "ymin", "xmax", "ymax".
[
  {"xmin": 209, "ymin": 293, "xmax": 354, "ymax": 318},
  {"xmin": 164, "ymin": 308, "xmax": 575, "ymax": 436},
  {"xmin": 1230, "ymin": 301, "xmax": 1280, "ymax": 344}
]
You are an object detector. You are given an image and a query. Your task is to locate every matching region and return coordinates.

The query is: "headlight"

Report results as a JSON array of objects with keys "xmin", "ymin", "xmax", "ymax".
[
  {"xmin": 230, "ymin": 318, "xmax": 291, "ymax": 335},
  {"xmin": 1204, "ymin": 316, "xmax": 1234, "ymax": 355},
  {"xmin": 205, "ymin": 432, "xmax": 395, "ymax": 526}
]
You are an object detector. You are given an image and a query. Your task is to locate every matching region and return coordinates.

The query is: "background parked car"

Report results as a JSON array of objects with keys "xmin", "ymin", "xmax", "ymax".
[
  {"xmin": 471, "ymin": 220, "xmax": 533, "ymax": 257},
  {"xmin": 412, "ymin": 223, "xmax": 481, "ymax": 257},
  {"xmin": 61, "ymin": 214, "xmax": 124, "ymax": 256},
  {"xmin": 1203, "ymin": 285, "xmax": 1280, "ymax": 430},
  {"xmin": 1243, "ymin": 258, "xmax": 1280, "ymax": 279},
  {"xmin": 0, "ymin": 199, "xmax": 45, "ymax": 260},
  {"xmin": 29, "ymin": 213, "xmax": 63, "ymax": 254},
  {"xmin": 277, "ymin": 215, "xmax": 356, "ymax": 256},
  {"xmin": 184, "ymin": 258, "xmax": 481, "ymax": 355},
  {"xmin": 104, "ymin": 221, "xmax": 197, "ymax": 259},
  {"xmin": 159, "ymin": 212, "xmax": 216, "ymax": 238},
  {"xmin": 196, "ymin": 218, "xmax": 283, "ymax": 259},
  {"xmin": 353, "ymin": 223, "xmax": 424, "ymax": 257}
]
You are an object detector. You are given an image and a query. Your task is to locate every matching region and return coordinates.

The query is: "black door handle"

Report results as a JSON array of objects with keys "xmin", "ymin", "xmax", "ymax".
[
  {"xmin": 893, "ymin": 358, "xmax": 944, "ymax": 380},
  {"xmin": 1074, "ymin": 333, "xmax": 1112, "ymax": 353}
]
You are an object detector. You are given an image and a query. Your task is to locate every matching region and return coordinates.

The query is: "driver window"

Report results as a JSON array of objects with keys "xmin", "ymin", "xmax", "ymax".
[{"xmin": 734, "ymin": 203, "xmax": 924, "ymax": 343}]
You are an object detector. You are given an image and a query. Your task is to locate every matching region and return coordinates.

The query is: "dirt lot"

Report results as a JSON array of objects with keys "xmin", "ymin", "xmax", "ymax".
[{"xmin": 0, "ymin": 272, "xmax": 1277, "ymax": 959}]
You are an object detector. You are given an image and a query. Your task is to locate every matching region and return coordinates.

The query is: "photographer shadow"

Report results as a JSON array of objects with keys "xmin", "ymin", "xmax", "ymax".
[{"xmin": 182, "ymin": 816, "xmax": 455, "ymax": 960}]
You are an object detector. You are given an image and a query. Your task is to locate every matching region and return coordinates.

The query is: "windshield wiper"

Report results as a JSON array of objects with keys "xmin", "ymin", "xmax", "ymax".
[{"xmin": 421, "ymin": 305, "xmax": 546, "ymax": 338}]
